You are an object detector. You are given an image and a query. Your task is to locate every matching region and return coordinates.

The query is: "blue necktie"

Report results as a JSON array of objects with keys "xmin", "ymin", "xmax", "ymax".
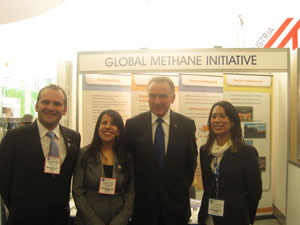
[
  {"xmin": 47, "ymin": 131, "xmax": 59, "ymax": 157},
  {"xmin": 154, "ymin": 118, "xmax": 165, "ymax": 168}
]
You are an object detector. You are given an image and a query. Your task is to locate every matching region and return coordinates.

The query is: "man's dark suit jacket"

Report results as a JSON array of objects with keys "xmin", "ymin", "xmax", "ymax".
[
  {"xmin": 0, "ymin": 121, "xmax": 81, "ymax": 225},
  {"xmin": 125, "ymin": 111, "xmax": 197, "ymax": 225}
]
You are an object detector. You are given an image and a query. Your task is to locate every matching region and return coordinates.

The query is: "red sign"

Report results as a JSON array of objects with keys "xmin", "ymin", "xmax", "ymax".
[{"xmin": 264, "ymin": 18, "xmax": 300, "ymax": 50}]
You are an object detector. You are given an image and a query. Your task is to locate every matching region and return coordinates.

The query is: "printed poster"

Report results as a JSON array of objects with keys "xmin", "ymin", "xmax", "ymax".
[{"xmin": 80, "ymin": 74, "xmax": 131, "ymax": 146}]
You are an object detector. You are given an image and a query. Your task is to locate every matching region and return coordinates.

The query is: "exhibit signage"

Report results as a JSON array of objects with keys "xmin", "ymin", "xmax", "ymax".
[
  {"xmin": 78, "ymin": 49, "xmax": 288, "ymax": 72},
  {"xmin": 263, "ymin": 18, "xmax": 300, "ymax": 51},
  {"xmin": 77, "ymin": 48, "xmax": 289, "ymax": 217},
  {"xmin": 85, "ymin": 74, "xmax": 131, "ymax": 86},
  {"xmin": 226, "ymin": 74, "xmax": 272, "ymax": 87},
  {"xmin": 181, "ymin": 74, "xmax": 223, "ymax": 87}
]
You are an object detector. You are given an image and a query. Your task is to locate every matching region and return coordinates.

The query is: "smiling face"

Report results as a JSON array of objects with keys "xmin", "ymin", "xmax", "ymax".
[
  {"xmin": 98, "ymin": 114, "xmax": 120, "ymax": 145},
  {"xmin": 148, "ymin": 81, "xmax": 175, "ymax": 117},
  {"xmin": 35, "ymin": 88, "xmax": 67, "ymax": 130},
  {"xmin": 210, "ymin": 105, "xmax": 234, "ymax": 139}
]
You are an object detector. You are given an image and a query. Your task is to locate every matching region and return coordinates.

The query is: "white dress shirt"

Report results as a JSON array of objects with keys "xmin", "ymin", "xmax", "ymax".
[{"xmin": 37, "ymin": 120, "xmax": 67, "ymax": 164}]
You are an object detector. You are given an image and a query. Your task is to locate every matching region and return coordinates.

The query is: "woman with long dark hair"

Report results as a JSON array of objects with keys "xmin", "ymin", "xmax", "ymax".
[
  {"xmin": 73, "ymin": 109, "xmax": 134, "ymax": 225},
  {"xmin": 198, "ymin": 101, "xmax": 262, "ymax": 225}
]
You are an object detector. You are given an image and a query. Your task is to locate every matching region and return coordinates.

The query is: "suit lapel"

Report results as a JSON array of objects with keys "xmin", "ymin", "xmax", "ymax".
[
  {"xmin": 143, "ymin": 111, "xmax": 155, "ymax": 149},
  {"xmin": 164, "ymin": 110, "xmax": 179, "ymax": 166},
  {"xmin": 114, "ymin": 156, "xmax": 122, "ymax": 178},
  {"xmin": 26, "ymin": 122, "xmax": 46, "ymax": 172},
  {"xmin": 88, "ymin": 158, "xmax": 102, "ymax": 178},
  {"xmin": 144, "ymin": 111, "xmax": 160, "ymax": 166},
  {"xmin": 168, "ymin": 110, "xmax": 177, "ymax": 146},
  {"xmin": 146, "ymin": 111, "xmax": 154, "ymax": 147},
  {"xmin": 219, "ymin": 147, "xmax": 233, "ymax": 170},
  {"xmin": 60, "ymin": 126, "xmax": 77, "ymax": 174}
]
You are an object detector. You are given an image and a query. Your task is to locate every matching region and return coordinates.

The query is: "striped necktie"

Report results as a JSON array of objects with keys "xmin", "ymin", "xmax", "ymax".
[{"xmin": 47, "ymin": 131, "xmax": 59, "ymax": 157}]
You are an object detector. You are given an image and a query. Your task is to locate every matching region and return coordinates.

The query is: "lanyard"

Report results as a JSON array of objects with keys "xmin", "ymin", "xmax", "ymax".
[{"xmin": 213, "ymin": 157, "xmax": 220, "ymax": 197}]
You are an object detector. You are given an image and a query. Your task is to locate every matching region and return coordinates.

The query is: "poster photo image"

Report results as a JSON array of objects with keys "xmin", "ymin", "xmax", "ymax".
[
  {"xmin": 235, "ymin": 106, "xmax": 253, "ymax": 122},
  {"xmin": 2, "ymin": 97, "xmax": 21, "ymax": 118},
  {"xmin": 244, "ymin": 123, "xmax": 266, "ymax": 138},
  {"xmin": 258, "ymin": 156, "xmax": 266, "ymax": 172}
]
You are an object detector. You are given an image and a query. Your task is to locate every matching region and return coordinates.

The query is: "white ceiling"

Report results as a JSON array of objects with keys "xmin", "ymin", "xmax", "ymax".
[{"xmin": 0, "ymin": 0, "xmax": 64, "ymax": 24}]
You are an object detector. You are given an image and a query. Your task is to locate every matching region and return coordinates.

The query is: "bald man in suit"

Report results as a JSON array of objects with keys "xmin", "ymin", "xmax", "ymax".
[{"xmin": 125, "ymin": 77, "xmax": 197, "ymax": 225}]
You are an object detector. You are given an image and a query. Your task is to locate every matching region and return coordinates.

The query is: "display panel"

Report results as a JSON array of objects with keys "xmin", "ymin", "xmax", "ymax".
[{"xmin": 77, "ymin": 48, "xmax": 289, "ymax": 216}]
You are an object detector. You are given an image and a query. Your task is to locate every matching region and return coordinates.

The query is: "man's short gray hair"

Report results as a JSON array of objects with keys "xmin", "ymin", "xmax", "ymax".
[{"xmin": 147, "ymin": 76, "xmax": 175, "ymax": 94}]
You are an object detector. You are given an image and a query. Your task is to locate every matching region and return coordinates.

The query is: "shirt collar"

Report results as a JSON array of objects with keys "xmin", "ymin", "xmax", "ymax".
[
  {"xmin": 37, "ymin": 119, "xmax": 61, "ymax": 139},
  {"xmin": 151, "ymin": 109, "xmax": 171, "ymax": 126}
]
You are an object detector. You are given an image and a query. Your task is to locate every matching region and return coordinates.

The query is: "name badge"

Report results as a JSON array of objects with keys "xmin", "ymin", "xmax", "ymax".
[
  {"xmin": 44, "ymin": 156, "xmax": 61, "ymax": 174},
  {"xmin": 99, "ymin": 177, "xmax": 116, "ymax": 195},
  {"xmin": 208, "ymin": 198, "xmax": 224, "ymax": 217}
]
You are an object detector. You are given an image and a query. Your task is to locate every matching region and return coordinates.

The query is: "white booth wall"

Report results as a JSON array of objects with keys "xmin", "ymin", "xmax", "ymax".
[
  {"xmin": 286, "ymin": 50, "xmax": 300, "ymax": 225},
  {"xmin": 272, "ymin": 73, "xmax": 288, "ymax": 219},
  {"xmin": 286, "ymin": 164, "xmax": 300, "ymax": 225}
]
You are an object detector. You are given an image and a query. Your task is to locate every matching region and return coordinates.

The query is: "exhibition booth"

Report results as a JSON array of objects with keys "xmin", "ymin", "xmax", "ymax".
[
  {"xmin": 0, "ymin": 48, "xmax": 291, "ymax": 224},
  {"xmin": 76, "ymin": 48, "xmax": 289, "ymax": 222}
]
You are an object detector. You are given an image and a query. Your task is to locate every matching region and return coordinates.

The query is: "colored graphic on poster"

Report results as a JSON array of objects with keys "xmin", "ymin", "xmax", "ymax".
[
  {"xmin": 2, "ymin": 97, "xmax": 20, "ymax": 118},
  {"xmin": 235, "ymin": 106, "xmax": 253, "ymax": 122},
  {"xmin": 258, "ymin": 156, "xmax": 266, "ymax": 172},
  {"xmin": 80, "ymin": 74, "xmax": 131, "ymax": 146},
  {"xmin": 244, "ymin": 123, "xmax": 266, "ymax": 139},
  {"xmin": 1, "ymin": 88, "xmax": 25, "ymax": 116}
]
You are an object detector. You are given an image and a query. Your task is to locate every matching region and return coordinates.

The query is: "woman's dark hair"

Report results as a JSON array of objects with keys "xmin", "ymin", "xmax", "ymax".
[
  {"xmin": 81, "ymin": 109, "xmax": 129, "ymax": 172},
  {"xmin": 204, "ymin": 101, "xmax": 244, "ymax": 153}
]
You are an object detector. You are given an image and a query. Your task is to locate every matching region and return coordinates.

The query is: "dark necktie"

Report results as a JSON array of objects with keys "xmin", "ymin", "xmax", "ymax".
[
  {"xmin": 47, "ymin": 131, "xmax": 59, "ymax": 157},
  {"xmin": 154, "ymin": 118, "xmax": 165, "ymax": 168}
]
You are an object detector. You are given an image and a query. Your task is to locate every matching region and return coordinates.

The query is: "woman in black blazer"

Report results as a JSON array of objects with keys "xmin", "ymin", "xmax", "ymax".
[
  {"xmin": 73, "ymin": 109, "xmax": 134, "ymax": 225},
  {"xmin": 198, "ymin": 101, "xmax": 262, "ymax": 225}
]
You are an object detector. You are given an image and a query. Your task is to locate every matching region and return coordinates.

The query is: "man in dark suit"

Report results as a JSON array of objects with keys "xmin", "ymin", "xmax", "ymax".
[
  {"xmin": 125, "ymin": 77, "xmax": 197, "ymax": 225},
  {"xmin": 0, "ymin": 84, "xmax": 81, "ymax": 225}
]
